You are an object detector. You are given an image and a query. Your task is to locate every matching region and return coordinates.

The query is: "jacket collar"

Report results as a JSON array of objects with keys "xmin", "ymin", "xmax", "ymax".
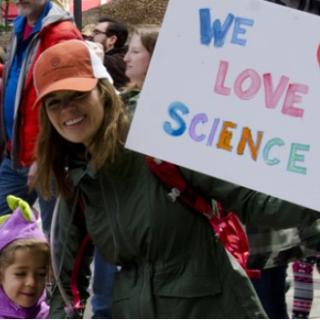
[{"xmin": 68, "ymin": 159, "xmax": 97, "ymax": 186}]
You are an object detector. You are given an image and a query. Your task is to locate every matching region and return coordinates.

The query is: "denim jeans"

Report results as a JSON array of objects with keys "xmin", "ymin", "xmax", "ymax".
[
  {"xmin": 92, "ymin": 250, "xmax": 117, "ymax": 319},
  {"xmin": 0, "ymin": 158, "xmax": 37, "ymax": 215},
  {"xmin": 0, "ymin": 157, "xmax": 55, "ymax": 236},
  {"xmin": 38, "ymin": 193, "xmax": 56, "ymax": 236},
  {"xmin": 251, "ymin": 265, "xmax": 289, "ymax": 319}
]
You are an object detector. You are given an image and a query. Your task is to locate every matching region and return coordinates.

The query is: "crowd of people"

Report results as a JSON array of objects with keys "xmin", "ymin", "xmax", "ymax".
[{"xmin": 0, "ymin": 0, "xmax": 320, "ymax": 318}]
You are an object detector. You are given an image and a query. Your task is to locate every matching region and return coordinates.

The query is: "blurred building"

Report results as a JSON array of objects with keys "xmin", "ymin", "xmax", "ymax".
[
  {"xmin": 58, "ymin": 0, "xmax": 112, "ymax": 13},
  {"xmin": 0, "ymin": 0, "xmax": 112, "ymax": 26}
]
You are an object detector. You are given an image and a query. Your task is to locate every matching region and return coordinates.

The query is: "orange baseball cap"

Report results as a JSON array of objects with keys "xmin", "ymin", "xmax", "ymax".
[{"xmin": 33, "ymin": 39, "xmax": 113, "ymax": 105}]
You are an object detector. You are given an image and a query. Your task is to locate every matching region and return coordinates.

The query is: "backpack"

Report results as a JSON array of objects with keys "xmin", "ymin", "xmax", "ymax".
[{"xmin": 146, "ymin": 156, "xmax": 260, "ymax": 279}]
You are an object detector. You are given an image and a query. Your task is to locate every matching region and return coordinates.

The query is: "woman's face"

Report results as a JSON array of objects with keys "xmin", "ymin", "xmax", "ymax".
[
  {"xmin": 124, "ymin": 34, "xmax": 151, "ymax": 88},
  {"xmin": 43, "ymin": 88, "xmax": 104, "ymax": 147}
]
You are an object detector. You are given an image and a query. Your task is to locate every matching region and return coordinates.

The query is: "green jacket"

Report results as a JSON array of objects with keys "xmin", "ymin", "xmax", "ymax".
[{"xmin": 49, "ymin": 147, "xmax": 320, "ymax": 318}]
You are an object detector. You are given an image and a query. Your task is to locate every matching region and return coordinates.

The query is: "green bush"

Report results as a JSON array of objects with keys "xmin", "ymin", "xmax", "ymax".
[{"xmin": 0, "ymin": 23, "xmax": 13, "ymax": 33}]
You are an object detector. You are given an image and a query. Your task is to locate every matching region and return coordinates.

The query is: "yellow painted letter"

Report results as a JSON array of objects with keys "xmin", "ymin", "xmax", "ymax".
[
  {"xmin": 237, "ymin": 127, "xmax": 263, "ymax": 160},
  {"xmin": 217, "ymin": 121, "xmax": 237, "ymax": 151}
]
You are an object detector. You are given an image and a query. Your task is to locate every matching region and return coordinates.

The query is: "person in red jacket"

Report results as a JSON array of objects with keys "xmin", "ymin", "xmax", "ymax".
[{"xmin": 0, "ymin": 0, "xmax": 82, "ymax": 231}]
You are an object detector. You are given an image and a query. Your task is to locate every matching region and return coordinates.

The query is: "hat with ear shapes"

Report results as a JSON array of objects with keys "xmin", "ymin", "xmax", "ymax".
[{"xmin": 0, "ymin": 195, "xmax": 47, "ymax": 252}]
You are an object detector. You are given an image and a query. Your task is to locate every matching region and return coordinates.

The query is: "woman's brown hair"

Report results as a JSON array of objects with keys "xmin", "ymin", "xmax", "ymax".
[
  {"xmin": 134, "ymin": 24, "xmax": 160, "ymax": 57},
  {"xmin": 34, "ymin": 79, "xmax": 129, "ymax": 198}
]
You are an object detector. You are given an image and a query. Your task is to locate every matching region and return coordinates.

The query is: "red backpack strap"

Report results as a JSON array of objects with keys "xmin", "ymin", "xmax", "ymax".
[
  {"xmin": 145, "ymin": 156, "xmax": 260, "ymax": 279},
  {"xmin": 71, "ymin": 234, "xmax": 91, "ymax": 313},
  {"xmin": 145, "ymin": 157, "xmax": 212, "ymax": 217},
  {"xmin": 68, "ymin": 196, "xmax": 92, "ymax": 317}
]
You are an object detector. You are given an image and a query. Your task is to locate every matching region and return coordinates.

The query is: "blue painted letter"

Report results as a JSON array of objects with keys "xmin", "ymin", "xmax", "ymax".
[
  {"xmin": 199, "ymin": 8, "xmax": 234, "ymax": 47},
  {"xmin": 163, "ymin": 101, "xmax": 189, "ymax": 137},
  {"xmin": 231, "ymin": 17, "xmax": 254, "ymax": 46},
  {"xmin": 263, "ymin": 138, "xmax": 285, "ymax": 166},
  {"xmin": 287, "ymin": 143, "xmax": 309, "ymax": 175}
]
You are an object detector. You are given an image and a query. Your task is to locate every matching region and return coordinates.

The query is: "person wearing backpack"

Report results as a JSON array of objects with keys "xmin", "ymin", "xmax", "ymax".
[{"xmin": 31, "ymin": 35, "xmax": 320, "ymax": 319}]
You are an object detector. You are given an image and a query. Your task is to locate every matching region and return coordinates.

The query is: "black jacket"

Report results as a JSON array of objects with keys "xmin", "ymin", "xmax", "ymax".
[{"xmin": 104, "ymin": 46, "xmax": 129, "ymax": 90}]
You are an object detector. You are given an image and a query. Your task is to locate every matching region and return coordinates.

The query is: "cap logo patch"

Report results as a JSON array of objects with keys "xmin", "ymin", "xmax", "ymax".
[{"xmin": 51, "ymin": 57, "xmax": 61, "ymax": 68}]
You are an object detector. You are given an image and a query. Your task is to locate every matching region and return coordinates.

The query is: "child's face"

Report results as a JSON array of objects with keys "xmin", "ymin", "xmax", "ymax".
[{"xmin": 1, "ymin": 248, "xmax": 48, "ymax": 308}]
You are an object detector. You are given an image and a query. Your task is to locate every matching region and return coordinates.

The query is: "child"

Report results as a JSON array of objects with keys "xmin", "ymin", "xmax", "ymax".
[{"xmin": 0, "ymin": 195, "xmax": 49, "ymax": 319}]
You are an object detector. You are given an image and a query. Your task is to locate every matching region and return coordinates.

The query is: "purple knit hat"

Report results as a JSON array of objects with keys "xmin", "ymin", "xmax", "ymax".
[{"xmin": 0, "ymin": 196, "xmax": 47, "ymax": 251}]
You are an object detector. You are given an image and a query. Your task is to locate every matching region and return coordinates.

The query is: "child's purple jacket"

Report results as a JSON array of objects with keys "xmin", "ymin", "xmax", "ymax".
[{"xmin": 0, "ymin": 287, "xmax": 49, "ymax": 319}]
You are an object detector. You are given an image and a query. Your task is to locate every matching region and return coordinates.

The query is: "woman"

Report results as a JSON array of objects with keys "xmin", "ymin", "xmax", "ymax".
[
  {"xmin": 32, "ymin": 39, "xmax": 320, "ymax": 318},
  {"xmin": 122, "ymin": 25, "xmax": 160, "ymax": 117}
]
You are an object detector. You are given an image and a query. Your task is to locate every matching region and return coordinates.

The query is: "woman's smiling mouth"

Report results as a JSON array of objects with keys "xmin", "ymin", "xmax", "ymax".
[{"xmin": 64, "ymin": 116, "xmax": 85, "ymax": 126}]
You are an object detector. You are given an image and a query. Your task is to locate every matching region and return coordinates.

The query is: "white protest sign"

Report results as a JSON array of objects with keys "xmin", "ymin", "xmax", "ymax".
[{"xmin": 126, "ymin": 0, "xmax": 320, "ymax": 211}]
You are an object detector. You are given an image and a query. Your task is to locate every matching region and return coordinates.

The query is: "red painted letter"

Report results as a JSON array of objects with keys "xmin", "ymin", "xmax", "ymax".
[
  {"xmin": 214, "ymin": 60, "xmax": 231, "ymax": 96},
  {"xmin": 282, "ymin": 83, "xmax": 309, "ymax": 118}
]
